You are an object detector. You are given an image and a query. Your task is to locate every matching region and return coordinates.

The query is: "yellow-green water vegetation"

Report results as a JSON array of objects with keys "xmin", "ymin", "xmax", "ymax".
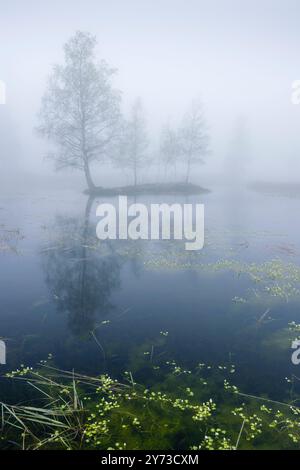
[
  {"xmin": 75, "ymin": 232, "xmax": 300, "ymax": 303},
  {"xmin": 144, "ymin": 256, "xmax": 300, "ymax": 302},
  {"xmin": 1, "ymin": 354, "xmax": 300, "ymax": 450},
  {"xmin": 41, "ymin": 214, "xmax": 300, "ymax": 304}
]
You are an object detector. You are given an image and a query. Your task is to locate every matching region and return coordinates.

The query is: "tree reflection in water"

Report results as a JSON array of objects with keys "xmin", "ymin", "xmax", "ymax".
[{"xmin": 42, "ymin": 197, "xmax": 122, "ymax": 337}]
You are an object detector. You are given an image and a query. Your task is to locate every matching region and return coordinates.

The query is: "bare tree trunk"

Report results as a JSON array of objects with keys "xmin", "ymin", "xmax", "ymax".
[
  {"xmin": 84, "ymin": 161, "xmax": 96, "ymax": 191},
  {"xmin": 134, "ymin": 163, "xmax": 137, "ymax": 187},
  {"xmin": 185, "ymin": 159, "xmax": 191, "ymax": 184}
]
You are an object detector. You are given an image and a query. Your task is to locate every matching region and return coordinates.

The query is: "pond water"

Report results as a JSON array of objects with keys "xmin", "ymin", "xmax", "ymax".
[{"xmin": 1, "ymin": 185, "xmax": 300, "ymax": 403}]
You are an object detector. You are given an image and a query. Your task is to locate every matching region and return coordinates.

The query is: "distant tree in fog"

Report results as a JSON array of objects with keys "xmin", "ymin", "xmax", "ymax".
[
  {"xmin": 179, "ymin": 101, "xmax": 209, "ymax": 184},
  {"xmin": 160, "ymin": 124, "xmax": 180, "ymax": 179},
  {"xmin": 226, "ymin": 115, "xmax": 251, "ymax": 182},
  {"xmin": 37, "ymin": 31, "xmax": 121, "ymax": 191},
  {"xmin": 118, "ymin": 98, "xmax": 148, "ymax": 186}
]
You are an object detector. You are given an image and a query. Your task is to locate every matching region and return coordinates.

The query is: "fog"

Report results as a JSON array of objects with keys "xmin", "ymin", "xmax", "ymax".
[
  {"xmin": 1, "ymin": 0, "xmax": 300, "ymax": 191},
  {"xmin": 3, "ymin": 2, "xmax": 300, "ymax": 451}
]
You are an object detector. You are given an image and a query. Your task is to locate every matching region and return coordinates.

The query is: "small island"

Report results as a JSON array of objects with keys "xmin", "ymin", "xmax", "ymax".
[{"xmin": 85, "ymin": 182, "xmax": 210, "ymax": 197}]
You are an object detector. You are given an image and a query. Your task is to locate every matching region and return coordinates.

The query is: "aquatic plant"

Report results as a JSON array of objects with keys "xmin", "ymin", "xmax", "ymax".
[
  {"xmin": 144, "ymin": 256, "xmax": 300, "ymax": 302},
  {"xmin": 1, "ymin": 358, "xmax": 300, "ymax": 450}
]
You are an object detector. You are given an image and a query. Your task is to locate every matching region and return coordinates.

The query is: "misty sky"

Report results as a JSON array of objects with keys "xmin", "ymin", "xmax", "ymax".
[{"xmin": 1, "ymin": 0, "xmax": 300, "ymax": 184}]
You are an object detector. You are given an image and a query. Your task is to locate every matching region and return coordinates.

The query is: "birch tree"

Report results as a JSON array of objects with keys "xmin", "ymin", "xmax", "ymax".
[
  {"xmin": 160, "ymin": 124, "xmax": 180, "ymax": 179},
  {"xmin": 179, "ymin": 101, "xmax": 209, "ymax": 184},
  {"xmin": 38, "ymin": 31, "xmax": 121, "ymax": 190},
  {"xmin": 120, "ymin": 98, "xmax": 148, "ymax": 187}
]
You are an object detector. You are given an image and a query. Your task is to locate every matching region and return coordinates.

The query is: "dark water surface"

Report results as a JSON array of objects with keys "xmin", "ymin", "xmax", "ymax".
[{"xmin": 1, "ymin": 185, "xmax": 300, "ymax": 402}]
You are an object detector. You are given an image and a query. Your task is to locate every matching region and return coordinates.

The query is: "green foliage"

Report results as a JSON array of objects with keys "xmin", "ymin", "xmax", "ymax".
[{"xmin": 1, "ymin": 357, "xmax": 300, "ymax": 450}]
